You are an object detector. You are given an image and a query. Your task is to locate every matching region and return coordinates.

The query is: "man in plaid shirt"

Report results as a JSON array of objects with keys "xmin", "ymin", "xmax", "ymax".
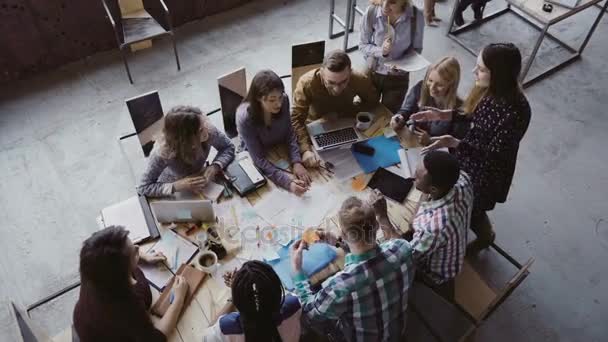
[
  {"xmin": 410, "ymin": 150, "xmax": 474, "ymax": 299},
  {"xmin": 291, "ymin": 192, "xmax": 414, "ymax": 342}
]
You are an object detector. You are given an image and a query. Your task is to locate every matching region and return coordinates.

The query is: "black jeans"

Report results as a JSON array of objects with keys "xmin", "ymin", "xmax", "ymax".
[{"xmin": 470, "ymin": 207, "xmax": 495, "ymax": 248}]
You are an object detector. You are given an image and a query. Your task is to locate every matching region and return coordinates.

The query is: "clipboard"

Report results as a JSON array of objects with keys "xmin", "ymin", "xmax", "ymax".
[
  {"xmin": 140, "ymin": 230, "xmax": 200, "ymax": 291},
  {"xmin": 150, "ymin": 263, "xmax": 207, "ymax": 317}
]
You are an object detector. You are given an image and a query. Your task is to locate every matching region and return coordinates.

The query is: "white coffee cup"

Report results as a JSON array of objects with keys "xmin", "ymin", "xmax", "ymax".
[
  {"xmin": 197, "ymin": 250, "xmax": 219, "ymax": 274},
  {"xmin": 356, "ymin": 112, "xmax": 373, "ymax": 131}
]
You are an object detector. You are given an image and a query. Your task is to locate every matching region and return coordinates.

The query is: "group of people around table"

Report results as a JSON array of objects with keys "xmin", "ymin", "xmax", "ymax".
[{"xmin": 72, "ymin": 1, "xmax": 531, "ymax": 341}]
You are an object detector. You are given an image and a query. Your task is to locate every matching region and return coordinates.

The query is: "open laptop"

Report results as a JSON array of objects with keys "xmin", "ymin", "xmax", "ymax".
[
  {"xmin": 150, "ymin": 200, "xmax": 215, "ymax": 223},
  {"xmin": 307, "ymin": 117, "xmax": 366, "ymax": 151}
]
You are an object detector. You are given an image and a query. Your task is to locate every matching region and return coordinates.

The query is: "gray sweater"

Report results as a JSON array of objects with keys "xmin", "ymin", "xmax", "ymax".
[
  {"xmin": 236, "ymin": 97, "xmax": 301, "ymax": 189},
  {"xmin": 137, "ymin": 124, "xmax": 235, "ymax": 197}
]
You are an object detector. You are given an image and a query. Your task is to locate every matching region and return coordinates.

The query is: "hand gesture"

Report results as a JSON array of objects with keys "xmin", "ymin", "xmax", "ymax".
[
  {"xmin": 289, "ymin": 179, "xmax": 309, "ymax": 196},
  {"xmin": 290, "ymin": 239, "xmax": 308, "ymax": 274},
  {"xmin": 293, "ymin": 162, "xmax": 311, "ymax": 185},
  {"xmin": 382, "ymin": 37, "xmax": 393, "ymax": 56},
  {"xmin": 223, "ymin": 268, "xmax": 238, "ymax": 288},
  {"xmin": 302, "ymin": 150, "xmax": 320, "ymax": 168},
  {"xmin": 173, "ymin": 275, "xmax": 189, "ymax": 302},
  {"xmin": 421, "ymin": 135, "xmax": 460, "ymax": 154},
  {"xmin": 140, "ymin": 250, "xmax": 167, "ymax": 264},
  {"xmin": 202, "ymin": 164, "xmax": 221, "ymax": 183},
  {"xmin": 369, "ymin": 189, "xmax": 388, "ymax": 219},
  {"xmin": 390, "ymin": 114, "xmax": 407, "ymax": 131},
  {"xmin": 315, "ymin": 228, "xmax": 339, "ymax": 246},
  {"xmin": 409, "ymin": 107, "xmax": 453, "ymax": 123},
  {"xmin": 172, "ymin": 176, "xmax": 208, "ymax": 193},
  {"xmin": 413, "ymin": 127, "xmax": 431, "ymax": 146}
]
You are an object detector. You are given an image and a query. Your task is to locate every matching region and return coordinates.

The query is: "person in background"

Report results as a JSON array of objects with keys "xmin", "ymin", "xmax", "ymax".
[
  {"xmin": 411, "ymin": 43, "xmax": 531, "ymax": 253},
  {"xmin": 424, "ymin": 0, "xmax": 441, "ymax": 27},
  {"xmin": 291, "ymin": 193, "xmax": 414, "ymax": 341},
  {"xmin": 360, "ymin": 0, "xmax": 424, "ymax": 113},
  {"xmin": 391, "ymin": 56, "xmax": 468, "ymax": 145},
  {"xmin": 74, "ymin": 226, "xmax": 188, "ymax": 342},
  {"xmin": 454, "ymin": 0, "xmax": 490, "ymax": 26},
  {"xmin": 409, "ymin": 150, "xmax": 473, "ymax": 300},
  {"xmin": 204, "ymin": 260, "xmax": 302, "ymax": 342},
  {"xmin": 236, "ymin": 70, "xmax": 310, "ymax": 196},
  {"xmin": 137, "ymin": 105, "xmax": 235, "ymax": 197},
  {"xmin": 291, "ymin": 50, "xmax": 380, "ymax": 168}
]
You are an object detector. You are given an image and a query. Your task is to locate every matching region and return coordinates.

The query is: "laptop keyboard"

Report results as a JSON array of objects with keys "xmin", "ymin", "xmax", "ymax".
[{"xmin": 313, "ymin": 127, "xmax": 359, "ymax": 149}]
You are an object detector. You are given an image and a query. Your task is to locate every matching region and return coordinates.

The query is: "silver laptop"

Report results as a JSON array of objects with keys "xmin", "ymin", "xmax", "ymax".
[
  {"xmin": 307, "ymin": 117, "xmax": 365, "ymax": 151},
  {"xmin": 150, "ymin": 199, "xmax": 215, "ymax": 223}
]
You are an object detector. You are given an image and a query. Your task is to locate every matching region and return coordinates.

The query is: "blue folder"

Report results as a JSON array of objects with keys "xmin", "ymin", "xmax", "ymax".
[
  {"xmin": 268, "ymin": 240, "xmax": 337, "ymax": 290},
  {"xmin": 352, "ymin": 136, "xmax": 401, "ymax": 173}
]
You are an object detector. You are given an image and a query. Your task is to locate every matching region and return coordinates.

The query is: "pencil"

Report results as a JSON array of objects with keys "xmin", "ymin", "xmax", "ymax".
[{"xmin": 173, "ymin": 247, "xmax": 179, "ymax": 271}]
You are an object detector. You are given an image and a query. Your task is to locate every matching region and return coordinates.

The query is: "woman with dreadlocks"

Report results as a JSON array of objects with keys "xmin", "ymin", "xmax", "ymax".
[{"xmin": 203, "ymin": 260, "xmax": 302, "ymax": 342}]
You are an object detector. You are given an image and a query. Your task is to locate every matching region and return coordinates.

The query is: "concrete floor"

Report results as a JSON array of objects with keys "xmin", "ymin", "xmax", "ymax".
[{"xmin": 1, "ymin": 0, "xmax": 607, "ymax": 340}]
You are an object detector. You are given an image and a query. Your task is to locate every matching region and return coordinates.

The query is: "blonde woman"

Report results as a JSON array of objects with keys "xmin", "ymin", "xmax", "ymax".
[
  {"xmin": 137, "ymin": 106, "xmax": 235, "ymax": 197},
  {"xmin": 391, "ymin": 56, "xmax": 468, "ymax": 144},
  {"xmin": 411, "ymin": 43, "xmax": 531, "ymax": 253},
  {"xmin": 360, "ymin": 0, "xmax": 424, "ymax": 113}
]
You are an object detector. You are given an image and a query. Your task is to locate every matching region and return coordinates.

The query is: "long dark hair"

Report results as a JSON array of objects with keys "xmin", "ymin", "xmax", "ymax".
[
  {"xmin": 79, "ymin": 226, "xmax": 134, "ymax": 300},
  {"xmin": 232, "ymin": 261, "xmax": 284, "ymax": 342},
  {"xmin": 243, "ymin": 70, "xmax": 285, "ymax": 126},
  {"xmin": 482, "ymin": 43, "xmax": 522, "ymax": 103}
]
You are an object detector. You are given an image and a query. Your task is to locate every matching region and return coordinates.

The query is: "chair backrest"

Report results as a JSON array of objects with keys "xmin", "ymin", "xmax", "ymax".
[
  {"xmin": 9, "ymin": 302, "xmax": 52, "ymax": 342},
  {"xmin": 291, "ymin": 40, "xmax": 325, "ymax": 97},
  {"xmin": 125, "ymin": 90, "xmax": 164, "ymax": 157},
  {"xmin": 101, "ymin": 0, "xmax": 125, "ymax": 43},
  {"xmin": 217, "ymin": 67, "xmax": 247, "ymax": 139}
]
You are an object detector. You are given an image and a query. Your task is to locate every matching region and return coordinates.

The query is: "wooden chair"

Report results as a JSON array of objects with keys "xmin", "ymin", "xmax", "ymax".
[
  {"xmin": 124, "ymin": 90, "xmax": 165, "ymax": 157},
  {"xmin": 407, "ymin": 282, "xmax": 477, "ymax": 342},
  {"xmin": 8, "ymin": 302, "xmax": 52, "ymax": 342},
  {"xmin": 454, "ymin": 245, "xmax": 534, "ymax": 324},
  {"xmin": 101, "ymin": 0, "xmax": 180, "ymax": 83},
  {"xmin": 291, "ymin": 41, "xmax": 325, "ymax": 98},
  {"xmin": 217, "ymin": 67, "xmax": 247, "ymax": 139},
  {"xmin": 117, "ymin": 90, "xmax": 165, "ymax": 185}
]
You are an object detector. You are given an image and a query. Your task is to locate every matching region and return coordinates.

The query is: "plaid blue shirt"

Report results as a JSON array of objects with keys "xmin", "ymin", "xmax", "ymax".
[
  {"xmin": 411, "ymin": 171, "xmax": 474, "ymax": 284},
  {"xmin": 293, "ymin": 239, "xmax": 415, "ymax": 342}
]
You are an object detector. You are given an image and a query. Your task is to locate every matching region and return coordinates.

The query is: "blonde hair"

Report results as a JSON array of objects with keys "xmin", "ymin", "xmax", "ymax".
[
  {"xmin": 463, "ymin": 85, "xmax": 488, "ymax": 114},
  {"xmin": 369, "ymin": 0, "xmax": 410, "ymax": 10},
  {"xmin": 419, "ymin": 56, "xmax": 461, "ymax": 110},
  {"xmin": 157, "ymin": 106, "xmax": 209, "ymax": 164},
  {"xmin": 338, "ymin": 197, "xmax": 378, "ymax": 242}
]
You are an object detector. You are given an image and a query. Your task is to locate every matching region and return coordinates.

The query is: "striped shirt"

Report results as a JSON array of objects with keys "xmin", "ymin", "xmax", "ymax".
[
  {"xmin": 293, "ymin": 239, "xmax": 415, "ymax": 342},
  {"xmin": 411, "ymin": 171, "xmax": 474, "ymax": 284}
]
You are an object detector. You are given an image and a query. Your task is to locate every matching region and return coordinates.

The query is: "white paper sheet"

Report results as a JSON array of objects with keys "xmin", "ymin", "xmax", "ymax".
[
  {"xmin": 318, "ymin": 147, "xmax": 363, "ymax": 181},
  {"xmin": 384, "ymin": 50, "xmax": 431, "ymax": 72},
  {"xmin": 101, "ymin": 196, "xmax": 150, "ymax": 244}
]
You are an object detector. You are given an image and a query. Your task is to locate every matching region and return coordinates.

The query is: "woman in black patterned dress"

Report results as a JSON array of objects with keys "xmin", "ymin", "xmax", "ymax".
[{"xmin": 410, "ymin": 43, "xmax": 531, "ymax": 253}]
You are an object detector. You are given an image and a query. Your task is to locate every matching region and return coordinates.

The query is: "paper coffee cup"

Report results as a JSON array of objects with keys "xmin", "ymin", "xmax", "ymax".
[
  {"xmin": 197, "ymin": 250, "xmax": 219, "ymax": 274},
  {"xmin": 356, "ymin": 112, "xmax": 373, "ymax": 131}
]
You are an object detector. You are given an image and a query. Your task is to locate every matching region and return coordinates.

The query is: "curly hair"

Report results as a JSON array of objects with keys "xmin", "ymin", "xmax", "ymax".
[{"xmin": 157, "ymin": 105, "xmax": 208, "ymax": 164}]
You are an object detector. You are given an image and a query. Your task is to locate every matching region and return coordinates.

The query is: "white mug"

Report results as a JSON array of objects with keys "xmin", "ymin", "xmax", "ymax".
[
  {"xmin": 196, "ymin": 250, "xmax": 219, "ymax": 274},
  {"xmin": 356, "ymin": 112, "xmax": 373, "ymax": 131}
]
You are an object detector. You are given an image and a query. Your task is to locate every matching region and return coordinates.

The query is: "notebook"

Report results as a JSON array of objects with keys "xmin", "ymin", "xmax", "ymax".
[
  {"xmin": 101, "ymin": 195, "xmax": 159, "ymax": 244},
  {"xmin": 226, "ymin": 152, "xmax": 266, "ymax": 196},
  {"xmin": 151, "ymin": 263, "xmax": 207, "ymax": 317},
  {"xmin": 268, "ymin": 241, "xmax": 337, "ymax": 290},
  {"xmin": 367, "ymin": 168, "xmax": 414, "ymax": 203}
]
